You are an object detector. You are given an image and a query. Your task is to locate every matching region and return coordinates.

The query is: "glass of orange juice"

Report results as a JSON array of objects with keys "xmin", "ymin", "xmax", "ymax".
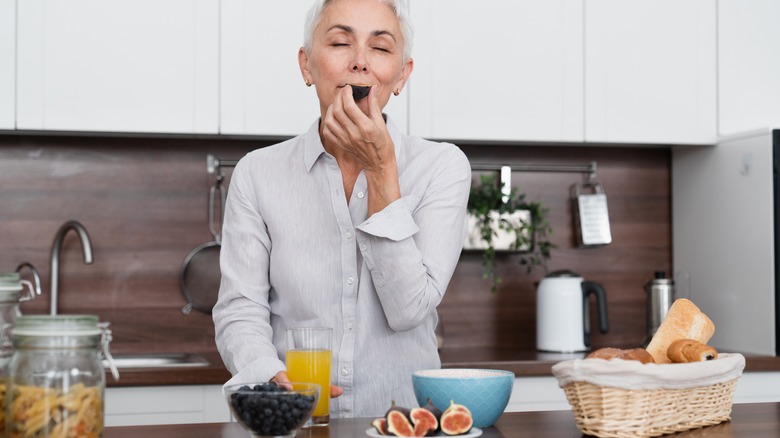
[{"xmin": 286, "ymin": 327, "xmax": 332, "ymax": 426}]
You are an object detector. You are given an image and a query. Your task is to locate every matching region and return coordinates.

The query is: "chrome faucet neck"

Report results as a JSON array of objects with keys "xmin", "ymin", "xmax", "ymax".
[{"xmin": 49, "ymin": 220, "xmax": 94, "ymax": 315}]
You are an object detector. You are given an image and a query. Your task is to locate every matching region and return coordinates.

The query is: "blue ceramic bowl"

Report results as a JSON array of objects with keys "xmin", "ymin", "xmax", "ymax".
[{"xmin": 412, "ymin": 368, "xmax": 514, "ymax": 428}]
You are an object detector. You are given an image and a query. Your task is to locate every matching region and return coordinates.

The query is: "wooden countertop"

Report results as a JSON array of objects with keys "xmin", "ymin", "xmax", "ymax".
[{"xmin": 102, "ymin": 402, "xmax": 780, "ymax": 437}]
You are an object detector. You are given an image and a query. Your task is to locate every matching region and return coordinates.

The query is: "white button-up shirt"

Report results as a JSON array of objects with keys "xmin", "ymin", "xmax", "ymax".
[{"xmin": 213, "ymin": 117, "xmax": 471, "ymax": 418}]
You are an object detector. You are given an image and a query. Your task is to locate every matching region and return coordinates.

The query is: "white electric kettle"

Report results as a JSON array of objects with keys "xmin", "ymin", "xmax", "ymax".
[{"xmin": 536, "ymin": 270, "xmax": 609, "ymax": 352}]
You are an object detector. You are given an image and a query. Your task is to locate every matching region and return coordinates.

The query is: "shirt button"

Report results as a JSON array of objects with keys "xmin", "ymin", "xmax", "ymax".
[
  {"xmin": 345, "ymin": 231, "xmax": 353, "ymax": 239},
  {"xmin": 341, "ymin": 367, "xmax": 350, "ymax": 376},
  {"xmin": 359, "ymin": 243, "xmax": 367, "ymax": 251},
  {"xmin": 346, "ymin": 276, "xmax": 354, "ymax": 285},
  {"xmin": 357, "ymin": 192, "xmax": 365, "ymax": 199},
  {"xmin": 346, "ymin": 322, "xmax": 353, "ymax": 330}
]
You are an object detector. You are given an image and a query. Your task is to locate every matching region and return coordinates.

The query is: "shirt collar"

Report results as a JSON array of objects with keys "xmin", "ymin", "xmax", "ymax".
[{"xmin": 303, "ymin": 115, "xmax": 405, "ymax": 173}]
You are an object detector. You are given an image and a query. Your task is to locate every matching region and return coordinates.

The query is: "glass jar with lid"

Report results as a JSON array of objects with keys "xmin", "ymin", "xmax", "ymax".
[
  {"xmin": 0, "ymin": 273, "xmax": 35, "ymax": 435},
  {"xmin": 7, "ymin": 314, "xmax": 119, "ymax": 438}
]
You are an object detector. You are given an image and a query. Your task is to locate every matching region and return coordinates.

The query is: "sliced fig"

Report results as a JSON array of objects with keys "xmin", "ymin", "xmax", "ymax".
[
  {"xmin": 386, "ymin": 409, "xmax": 415, "ymax": 437},
  {"xmin": 440, "ymin": 410, "xmax": 473, "ymax": 435},
  {"xmin": 410, "ymin": 407, "xmax": 438, "ymax": 436},
  {"xmin": 442, "ymin": 400, "xmax": 471, "ymax": 416},
  {"xmin": 350, "ymin": 84, "xmax": 371, "ymax": 100},
  {"xmin": 440, "ymin": 401, "xmax": 473, "ymax": 436},
  {"xmin": 371, "ymin": 417, "xmax": 390, "ymax": 435}
]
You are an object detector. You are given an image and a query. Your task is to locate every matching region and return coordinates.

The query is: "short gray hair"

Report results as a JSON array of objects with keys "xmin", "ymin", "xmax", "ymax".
[{"xmin": 303, "ymin": 0, "xmax": 413, "ymax": 61}]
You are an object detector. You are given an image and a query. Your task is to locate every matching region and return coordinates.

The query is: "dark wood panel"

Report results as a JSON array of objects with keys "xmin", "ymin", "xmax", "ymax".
[
  {"xmin": 0, "ymin": 136, "xmax": 671, "ymax": 355},
  {"xmin": 441, "ymin": 145, "xmax": 670, "ymax": 351}
]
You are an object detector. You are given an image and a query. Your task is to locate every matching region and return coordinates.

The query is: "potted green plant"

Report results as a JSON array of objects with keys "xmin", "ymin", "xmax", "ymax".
[{"xmin": 466, "ymin": 173, "xmax": 554, "ymax": 292}]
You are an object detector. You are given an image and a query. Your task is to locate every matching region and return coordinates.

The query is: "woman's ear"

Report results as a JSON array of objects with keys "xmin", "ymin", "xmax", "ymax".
[
  {"xmin": 298, "ymin": 48, "xmax": 313, "ymax": 86},
  {"xmin": 393, "ymin": 57, "xmax": 414, "ymax": 95}
]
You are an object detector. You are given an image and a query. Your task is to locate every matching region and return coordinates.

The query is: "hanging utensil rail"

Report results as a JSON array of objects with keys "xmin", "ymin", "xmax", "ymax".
[
  {"xmin": 471, "ymin": 161, "xmax": 597, "ymax": 182},
  {"xmin": 207, "ymin": 154, "xmax": 238, "ymax": 174}
]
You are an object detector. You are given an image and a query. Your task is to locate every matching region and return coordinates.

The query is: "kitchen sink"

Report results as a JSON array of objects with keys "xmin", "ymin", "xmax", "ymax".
[{"xmin": 103, "ymin": 353, "xmax": 210, "ymax": 369}]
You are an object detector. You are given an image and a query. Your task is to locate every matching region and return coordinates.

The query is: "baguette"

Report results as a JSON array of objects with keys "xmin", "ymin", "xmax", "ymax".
[{"xmin": 646, "ymin": 298, "xmax": 715, "ymax": 364}]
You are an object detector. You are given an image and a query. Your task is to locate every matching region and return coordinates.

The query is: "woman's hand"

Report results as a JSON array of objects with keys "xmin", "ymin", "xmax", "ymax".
[
  {"xmin": 321, "ymin": 86, "xmax": 401, "ymax": 215},
  {"xmin": 272, "ymin": 371, "xmax": 344, "ymax": 398}
]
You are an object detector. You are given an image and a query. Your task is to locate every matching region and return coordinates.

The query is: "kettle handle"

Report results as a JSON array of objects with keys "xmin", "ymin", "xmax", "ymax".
[{"xmin": 582, "ymin": 281, "xmax": 610, "ymax": 347}]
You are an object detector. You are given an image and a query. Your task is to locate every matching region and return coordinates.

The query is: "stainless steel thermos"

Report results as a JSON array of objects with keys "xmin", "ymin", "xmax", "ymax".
[{"xmin": 645, "ymin": 271, "xmax": 675, "ymax": 342}]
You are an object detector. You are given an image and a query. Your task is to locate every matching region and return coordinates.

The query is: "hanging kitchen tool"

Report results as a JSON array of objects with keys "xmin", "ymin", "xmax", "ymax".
[
  {"xmin": 179, "ymin": 172, "xmax": 226, "ymax": 315},
  {"xmin": 571, "ymin": 176, "xmax": 612, "ymax": 247}
]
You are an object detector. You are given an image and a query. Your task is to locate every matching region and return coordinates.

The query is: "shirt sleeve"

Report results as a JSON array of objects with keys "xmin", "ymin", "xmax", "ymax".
[
  {"xmin": 355, "ymin": 146, "xmax": 471, "ymax": 332},
  {"xmin": 212, "ymin": 159, "xmax": 285, "ymax": 384}
]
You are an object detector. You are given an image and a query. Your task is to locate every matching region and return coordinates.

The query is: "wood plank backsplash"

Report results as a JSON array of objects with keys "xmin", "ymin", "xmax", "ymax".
[{"xmin": 0, "ymin": 134, "xmax": 670, "ymax": 352}]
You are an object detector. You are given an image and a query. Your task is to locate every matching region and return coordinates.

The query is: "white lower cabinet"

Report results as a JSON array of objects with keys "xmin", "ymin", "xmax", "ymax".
[
  {"xmin": 506, "ymin": 372, "xmax": 780, "ymax": 413},
  {"xmin": 506, "ymin": 376, "xmax": 570, "ymax": 412},
  {"xmin": 102, "ymin": 373, "xmax": 780, "ymax": 426},
  {"xmin": 105, "ymin": 385, "xmax": 231, "ymax": 427}
]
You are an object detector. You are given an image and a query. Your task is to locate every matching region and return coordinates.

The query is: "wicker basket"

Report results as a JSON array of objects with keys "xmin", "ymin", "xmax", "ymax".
[{"xmin": 552, "ymin": 353, "xmax": 745, "ymax": 438}]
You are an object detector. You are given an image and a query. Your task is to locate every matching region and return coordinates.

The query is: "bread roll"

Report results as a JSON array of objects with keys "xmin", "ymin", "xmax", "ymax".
[
  {"xmin": 646, "ymin": 299, "xmax": 715, "ymax": 364},
  {"xmin": 667, "ymin": 339, "xmax": 718, "ymax": 363},
  {"xmin": 587, "ymin": 347, "xmax": 655, "ymax": 364}
]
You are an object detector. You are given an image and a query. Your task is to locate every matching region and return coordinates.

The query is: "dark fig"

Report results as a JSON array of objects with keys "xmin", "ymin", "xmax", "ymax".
[
  {"xmin": 371, "ymin": 417, "xmax": 390, "ymax": 435},
  {"xmin": 410, "ymin": 407, "xmax": 438, "ymax": 436},
  {"xmin": 422, "ymin": 398, "xmax": 442, "ymax": 422},
  {"xmin": 384, "ymin": 400, "xmax": 412, "ymax": 419},
  {"xmin": 350, "ymin": 84, "xmax": 371, "ymax": 100}
]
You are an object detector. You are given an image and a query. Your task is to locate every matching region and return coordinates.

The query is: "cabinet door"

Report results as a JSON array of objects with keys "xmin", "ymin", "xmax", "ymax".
[
  {"xmin": 0, "ymin": 0, "xmax": 14, "ymax": 129},
  {"xmin": 585, "ymin": 0, "xmax": 716, "ymax": 144},
  {"xmin": 409, "ymin": 0, "xmax": 584, "ymax": 142},
  {"xmin": 220, "ymin": 1, "xmax": 408, "ymax": 137},
  {"xmin": 718, "ymin": 0, "xmax": 780, "ymax": 136},
  {"xmin": 16, "ymin": 0, "xmax": 219, "ymax": 134}
]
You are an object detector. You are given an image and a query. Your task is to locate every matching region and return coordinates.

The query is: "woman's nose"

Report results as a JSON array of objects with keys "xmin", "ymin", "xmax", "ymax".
[{"xmin": 352, "ymin": 63, "xmax": 367, "ymax": 72}]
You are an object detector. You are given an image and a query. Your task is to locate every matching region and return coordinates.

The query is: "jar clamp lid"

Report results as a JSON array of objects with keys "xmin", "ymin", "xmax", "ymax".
[
  {"xmin": 11, "ymin": 314, "xmax": 120, "ymax": 381},
  {"xmin": 0, "ymin": 273, "xmax": 35, "ymax": 303}
]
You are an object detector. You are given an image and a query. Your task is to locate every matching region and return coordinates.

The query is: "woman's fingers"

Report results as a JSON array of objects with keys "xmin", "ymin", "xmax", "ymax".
[
  {"xmin": 330, "ymin": 385, "xmax": 344, "ymax": 398},
  {"xmin": 271, "ymin": 371, "xmax": 293, "ymax": 391}
]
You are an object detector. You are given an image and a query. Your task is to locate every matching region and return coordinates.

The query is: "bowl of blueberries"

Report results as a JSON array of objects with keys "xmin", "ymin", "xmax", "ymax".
[{"xmin": 225, "ymin": 381, "xmax": 320, "ymax": 438}]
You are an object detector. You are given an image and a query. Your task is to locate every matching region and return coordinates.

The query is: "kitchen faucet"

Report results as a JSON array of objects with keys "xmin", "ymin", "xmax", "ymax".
[{"xmin": 49, "ymin": 220, "xmax": 93, "ymax": 315}]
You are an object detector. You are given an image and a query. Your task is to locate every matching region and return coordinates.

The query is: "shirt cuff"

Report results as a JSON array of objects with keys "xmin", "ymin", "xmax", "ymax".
[
  {"xmin": 223, "ymin": 356, "xmax": 286, "ymax": 391},
  {"xmin": 356, "ymin": 196, "xmax": 420, "ymax": 241}
]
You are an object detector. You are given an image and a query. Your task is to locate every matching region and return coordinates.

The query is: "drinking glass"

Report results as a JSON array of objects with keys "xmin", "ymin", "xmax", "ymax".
[{"xmin": 286, "ymin": 327, "xmax": 332, "ymax": 426}]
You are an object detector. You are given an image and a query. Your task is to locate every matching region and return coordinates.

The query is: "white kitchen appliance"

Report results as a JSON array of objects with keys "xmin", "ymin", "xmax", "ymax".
[
  {"xmin": 536, "ymin": 270, "xmax": 609, "ymax": 352},
  {"xmin": 673, "ymin": 128, "xmax": 779, "ymax": 355}
]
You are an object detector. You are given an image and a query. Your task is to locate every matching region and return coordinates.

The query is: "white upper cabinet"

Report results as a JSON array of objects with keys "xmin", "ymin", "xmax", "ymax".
[
  {"xmin": 585, "ymin": 0, "xmax": 717, "ymax": 145},
  {"xmin": 0, "ymin": 0, "xmax": 14, "ymax": 130},
  {"xmin": 718, "ymin": 0, "xmax": 780, "ymax": 136},
  {"xmin": 408, "ymin": 0, "xmax": 584, "ymax": 142},
  {"xmin": 16, "ymin": 0, "xmax": 219, "ymax": 134},
  {"xmin": 220, "ymin": 1, "xmax": 409, "ymax": 137}
]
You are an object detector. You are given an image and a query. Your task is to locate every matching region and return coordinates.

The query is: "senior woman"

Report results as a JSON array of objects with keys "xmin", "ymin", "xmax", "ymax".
[{"xmin": 213, "ymin": 0, "xmax": 471, "ymax": 418}]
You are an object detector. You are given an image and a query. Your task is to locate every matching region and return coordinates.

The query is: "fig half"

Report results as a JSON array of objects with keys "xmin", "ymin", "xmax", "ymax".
[{"xmin": 350, "ymin": 84, "xmax": 371, "ymax": 100}]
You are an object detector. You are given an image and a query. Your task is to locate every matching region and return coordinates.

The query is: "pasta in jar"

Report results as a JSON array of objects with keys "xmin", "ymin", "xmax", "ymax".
[{"xmin": 9, "ymin": 383, "xmax": 102, "ymax": 438}]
